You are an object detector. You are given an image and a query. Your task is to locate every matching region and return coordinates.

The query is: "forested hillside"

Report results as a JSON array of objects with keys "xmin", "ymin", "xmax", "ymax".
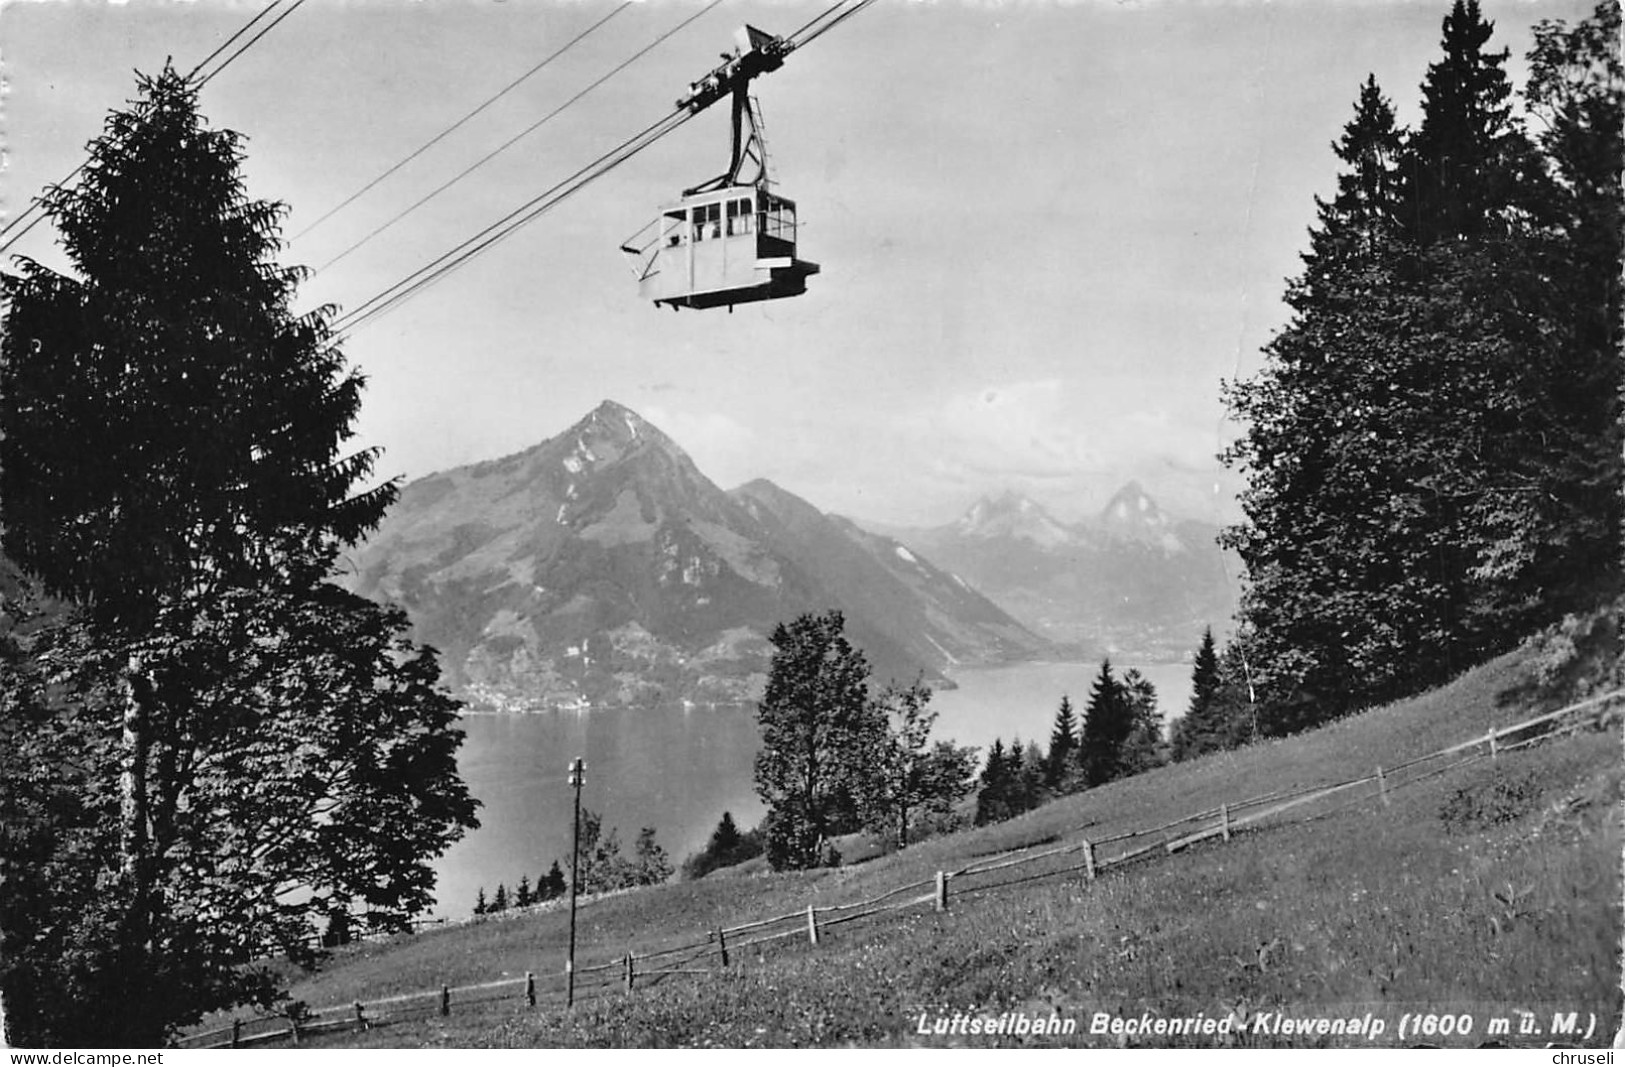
[{"xmin": 1206, "ymin": 0, "xmax": 1621, "ymax": 743}]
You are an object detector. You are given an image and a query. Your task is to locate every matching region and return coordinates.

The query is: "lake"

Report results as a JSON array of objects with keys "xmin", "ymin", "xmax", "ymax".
[{"xmin": 428, "ymin": 659, "xmax": 1194, "ymax": 917}]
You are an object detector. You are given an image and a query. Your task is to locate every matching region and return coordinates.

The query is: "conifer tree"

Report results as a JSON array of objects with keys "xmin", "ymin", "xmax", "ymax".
[
  {"xmin": 1173, "ymin": 628, "xmax": 1224, "ymax": 761},
  {"xmin": 1306, "ymin": 75, "xmax": 1405, "ymax": 270},
  {"xmin": 1014, "ymin": 737, "xmax": 1045, "ymax": 813},
  {"xmin": 515, "ymin": 875, "xmax": 533, "ymax": 909},
  {"xmin": 473, "ymin": 887, "xmax": 488, "ymax": 916},
  {"xmin": 1222, "ymin": 1, "xmax": 1580, "ymax": 722},
  {"xmin": 540, "ymin": 861, "xmax": 567, "ymax": 901},
  {"xmin": 1401, "ymin": 0, "xmax": 1543, "ymax": 245},
  {"xmin": 1045, "ymin": 695, "xmax": 1079, "ymax": 788},
  {"xmin": 1118, "ymin": 670, "xmax": 1165, "ymax": 776},
  {"xmin": 974, "ymin": 738, "xmax": 1015, "ymax": 826},
  {"xmin": 1078, "ymin": 660, "xmax": 1134, "ymax": 787},
  {"xmin": 0, "ymin": 67, "xmax": 476, "ymax": 1047},
  {"xmin": 492, "ymin": 883, "xmax": 509, "ymax": 913},
  {"xmin": 1222, "ymin": 74, "xmax": 1418, "ymax": 720}
]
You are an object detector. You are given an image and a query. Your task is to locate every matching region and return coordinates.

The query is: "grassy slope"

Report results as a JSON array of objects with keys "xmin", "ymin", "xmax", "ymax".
[{"xmin": 272, "ymin": 644, "xmax": 1622, "ymax": 1048}]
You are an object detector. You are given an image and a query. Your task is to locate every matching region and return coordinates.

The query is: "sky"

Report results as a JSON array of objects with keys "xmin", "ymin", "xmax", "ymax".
[{"xmin": 0, "ymin": 0, "xmax": 1596, "ymax": 529}]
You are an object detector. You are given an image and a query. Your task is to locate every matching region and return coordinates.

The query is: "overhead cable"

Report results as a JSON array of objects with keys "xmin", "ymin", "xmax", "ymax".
[
  {"xmin": 294, "ymin": 1, "xmax": 634, "ymax": 243},
  {"xmin": 329, "ymin": 0, "xmax": 879, "ymax": 337},
  {"xmin": 193, "ymin": 0, "xmax": 309, "ymax": 89},
  {"xmin": 329, "ymin": 107, "xmax": 695, "ymax": 336},
  {"xmin": 788, "ymin": 0, "xmax": 881, "ymax": 50},
  {"xmin": 314, "ymin": 0, "xmax": 723, "ymax": 273},
  {"xmin": 184, "ymin": 0, "xmax": 284, "ymax": 83},
  {"xmin": 0, "ymin": 0, "xmax": 302, "ymax": 257}
]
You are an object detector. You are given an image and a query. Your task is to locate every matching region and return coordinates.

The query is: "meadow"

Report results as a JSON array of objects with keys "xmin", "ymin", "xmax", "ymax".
[{"xmin": 211, "ymin": 641, "xmax": 1621, "ymax": 1048}]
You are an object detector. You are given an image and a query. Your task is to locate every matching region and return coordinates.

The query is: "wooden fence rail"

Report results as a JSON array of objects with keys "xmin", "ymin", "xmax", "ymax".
[{"xmin": 186, "ymin": 687, "xmax": 1619, "ymax": 1048}]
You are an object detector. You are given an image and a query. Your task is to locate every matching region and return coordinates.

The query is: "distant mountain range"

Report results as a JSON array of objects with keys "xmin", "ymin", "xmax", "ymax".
[
  {"xmin": 341, "ymin": 401, "xmax": 1054, "ymax": 712},
  {"xmin": 878, "ymin": 485, "xmax": 1239, "ymax": 661}
]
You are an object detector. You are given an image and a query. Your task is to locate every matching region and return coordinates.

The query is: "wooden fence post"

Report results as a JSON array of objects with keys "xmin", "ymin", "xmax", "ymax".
[
  {"xmin": 716, "ymin": 926, "xmax": 730, "ymax": 968},
  {"xmin": 1220, "ymin": 803, "xmax": 1231, "ymax": 843},
  {"xmin": 354, "ymin": 1002, "xmax": 368, "ymax": 1032},
  {"xmin": 288, "ymin": 1013, "xmax": 302, "ymax": 1047},
  {"xmin": 230, "ymin": 1019, "xmax": 241, "ymax": 1049},
  {"xmin": 806, "ymin": 904, "xmax": 820, "ymax": 946},
  {"xmin": 1082, "ymin": 838, "xmax": 1096, "ymax": 881},
  {"xmin": 1376, "ymin": 765, "xmax": 1390, "ymax": 807},
  {"xmin": 525, "ymin": 971, "xmax": 536, "ymax": 1007},
  {"xmin": 1488, "ymin": 728, "xmax": 1499, "ymax": 759},
  {"xmin": 623, "ymin": 951, "xmax": 635, "ymax": 993},
  {"xmin": 935, "ymin": 870, "xmax": 948, "ymax": 912},
  {"xmin": 439, "ymin": 984, "xmax": 450, "ymax": 1017}
]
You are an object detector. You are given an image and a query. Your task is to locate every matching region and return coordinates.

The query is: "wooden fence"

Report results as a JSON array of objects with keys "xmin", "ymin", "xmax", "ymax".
[{"xmin": 176, "ymin": 687, "xmax": 1622, "ymax": 1049}]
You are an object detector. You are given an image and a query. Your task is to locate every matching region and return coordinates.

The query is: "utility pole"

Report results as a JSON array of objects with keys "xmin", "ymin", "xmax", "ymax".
[{"xmin": 566, "ymin": 756, "xmax": 585, "ymax": 1008}]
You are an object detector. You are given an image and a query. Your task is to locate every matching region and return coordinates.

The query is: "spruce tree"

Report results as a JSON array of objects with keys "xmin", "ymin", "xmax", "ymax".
[
  {"xmin": 1401, "ymin": 0, "xmax": 1543, "ymax": 245},
  {"xmin": 1078, "ymin": 660, "xmax": 1133, "ymax": 787},
  {"xmin": 1222, "ymin": 75, "xmax": 1416, "ymax": 721},
  {"xmin": 705, "ymin": 812, "xmax": 744, "ymax": 870},
  {"xmin": 541, "ymin": 861, "xmax": 567, "ymax": 901},
  {"xmin": 974, "ymin": 738, "xmax": 1014, "ymax": 826},
  {"xmin": 1015, "ymin": 738, "xmax": 1045, "ymax": 813},
  {"xmin": 1045, "ymin": 695, "xmax": 1078, "ymax": 788},
  {"xmin": 1118, "ymin": 670, "xmax": 1165, "ymax": 776},
  {"xmin": 0, "ymin": 67, "xmax": 477, "ymax": 1047},
  {"xmin": 1, "ymin": 66, "xmax": 391, "ymax": 625},
  {"xmin": 1307, "ymin": 75, "xmax": 1405, "ymax": 269},
  {"xmin": 1173, "ymin": 628, "xmax": 1223, "ymax": 761},
  {"xmin": 473, "ymin": 887, "xmax": 488, "ymax": 916},
  {"xmin": 515, "ymin": 875, "xmax": 533, "ymax": 908},
  {"xmin": 1222, "ymin": 3, "xmax": 1576, "ymax": 722},
  {"xmin": 492, "ymin": 883, "xmax": 509, "ymax": 913}
]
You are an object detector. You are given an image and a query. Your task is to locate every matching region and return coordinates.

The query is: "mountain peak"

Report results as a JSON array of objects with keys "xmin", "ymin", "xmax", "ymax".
[
  {"xmin": 1100, "ymin": 480, "xmax": 1160, "ymax": 521},
  {"xmin": 571, "ymin": 399, "xmax": 651, "ymax": 442},
  {"xmin": 544, "ymin": 400, "xmax": 694, "ymax": 476},
  {"xmin": 1099, "ymin": 481, "xmax": 1181, "ymax": 548},
  {"xmin": 957, "ymin": 491, "xmax": 1071, "ymax": 547}
]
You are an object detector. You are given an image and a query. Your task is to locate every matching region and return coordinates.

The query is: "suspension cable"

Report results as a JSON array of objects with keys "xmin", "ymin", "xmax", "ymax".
[
  {"xmin": 184, "ymin": 0, "xmax": 283, "ymax": 83},
  {"xmin": 327, "ymin": 0, "xmax": 880, "ymax": 338},
  {"xmin": 329, "ymin": 107, "xmax": 695, "ymax": 336},
  {"xmin": 193, "ymin": 0, "xmax": 309, "ymax": 89},
  {"xmin": 315, "ymin": 0, "xmax": 723, "ymax": 274},
  {"xmin": 787, "ymin": 0, "xmax": 881, "ymax": 50},
  {"xmin": 0, "ymin": 0, "xmax": 303, "ymax": 257},
  {"xmin": 294, "ymin": 1, "xmax": 634, "ymax": 243}
]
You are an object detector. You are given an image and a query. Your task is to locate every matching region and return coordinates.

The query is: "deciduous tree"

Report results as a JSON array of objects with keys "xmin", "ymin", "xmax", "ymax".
[
  {"xmin": 753, "ymin": 610, "xmax": 885, "ymax": 869},
  {"xmin": 634, "ymin": 827, "xmax": 673, "ymax": 886},
  {"xmin": 863, "ymin": 676, "xmax": 978, "ymax": 850}
]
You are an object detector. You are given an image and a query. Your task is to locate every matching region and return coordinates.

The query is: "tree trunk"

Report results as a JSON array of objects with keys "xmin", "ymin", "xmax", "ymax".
[{"xmin": 120, "ymin": 655, "xmax": 150, "ymax": 880}]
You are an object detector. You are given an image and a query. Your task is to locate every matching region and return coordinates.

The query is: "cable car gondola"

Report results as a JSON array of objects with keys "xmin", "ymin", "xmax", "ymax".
[{"xmin": 621, "ymin": 25, "xmax": 819, "ymax": 311}]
